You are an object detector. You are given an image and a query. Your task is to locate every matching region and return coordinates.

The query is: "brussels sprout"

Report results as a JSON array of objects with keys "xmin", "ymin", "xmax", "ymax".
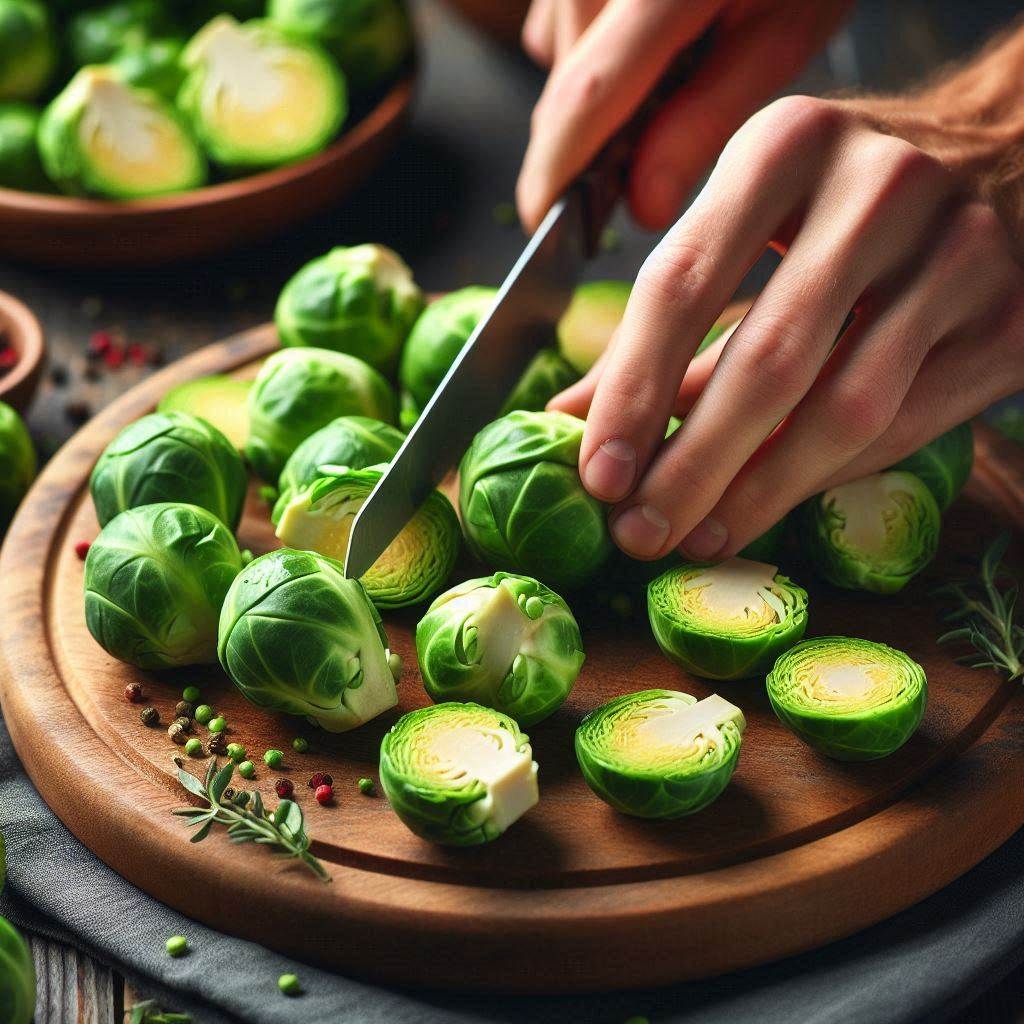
[
  {"xmin": 179, "ymin": 15, "xmax": 347, "ymax": 170},
  {"xmin": 268, "ymin": 0, "xmax": 412, "ymax": 92},
  {"xmin": 90, "ymin": 411, "xmax": 247, "ymax": 530},
  {"xmin": 218, "ymin": 547, "xmax": 401, "ymax": 731},
  {"xmin": 0, "ymin": 401, "xmax": 35, "ymax": 529},
  {"xmin": 39, "ymin": 67, "xmax": 206, "ymax": 200},
  {"xmin": 272, "ymin": 414, "xmax": 404, "ymax": 523},
  {"xmin": 766, "ymin": 636, "xmax": 927, "ymax": 761},
  {"xmin": 245, "ymin": 347, "xmax": 396, "ymax": 482},
  {"xmin": 158, "ymin": 375, "xmax": 252, "ymax": 450},
  {"xmin": 890, "ymin": 422, "xmax": 973, "ymax": 512},
  {"xmin": 109, "ymin": 35, "xmax": 186, "ymax": 98},
  {"xmin": 801, "ymin": 471, "xmax": 940, "ymax": 595},
  {"xmin": 379, "ymin": 702, "xmax": 538, "ymax": 845},
  {"xmin": 556, "ymin": 280, "xmax": 631, "ymax": 374},
  {"xmin": 575, "ymin": 689, "xmax": 745, "ymax": 818},
  {"xmin": 500, "ymin": 348, "xmax": 579, "ymax": 415},
  {"xmin": 85, "ymin": 503, "xmax": 244, "ymax": 669},
  {"xmin": 648, "ymin": 557, "xmax": 808, "ymax": 680},
  {"xmin": 459, "ymin": 410, "xmax": 611, "ymax": 590},
  {"xmin": 276, "ymin": 464, "xmax": 459, "ymax": 608},
  {"xmin": 0, "ymin": 914, "xmax": 35, "ymax": 1024},
  {"xmin": 0, "ymin": 102, "xmax": 47, "ymax": 190},
  {"xmin": 0, "ymin": 0, "xmax": 55, "ymax": 101},
  {"xmin": 186, "ymin": 0, "xmax": 264, "ymax": 28},
  {"xmin": 399, "ymin": 286, "xmax": 496, "ymax": 429},
  {"xmin": 275, "ymin": 244, "xmax": 424, "ymax": 374},
  {"xmin": 66, "ymin": 0, "xmax": 176, "ymax": 67},
  {"xmin": 738, "ymin": 514, "xmax": 788, "ymax": 562},
  {"xmin": 417, "ymin": 572, "xmax": 584, "ymax": 725}
]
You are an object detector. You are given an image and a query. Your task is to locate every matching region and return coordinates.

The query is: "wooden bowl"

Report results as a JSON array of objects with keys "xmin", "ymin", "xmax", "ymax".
[
  {"xmin": 0, "ymin": 291, "xmax": 44, "ymax": 413},
  {"xmin": 0, "ymin": 73, "xmax": 415, "ymax": 268}
]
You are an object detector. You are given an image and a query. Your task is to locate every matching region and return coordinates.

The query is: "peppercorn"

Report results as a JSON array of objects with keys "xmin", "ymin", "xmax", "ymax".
[
  {"xmin": 238, "ymin": 760, "xmax": 256, "ymax": 779},
  {"xmin": 233, "ymin": 790, "xmax": 251, "ymax": 807},
  {"xmin": 226, "ymin": 742, "xmax": 246, "ymax": 762},
  {"xmin": 173, "ymin": 716, "xmax": 192, "ymax": 733},
  {"xmin": 49, "ymin": 365, "xmax": 69, "ymax": 388},
  {"xmin": 314, "ymin": 784, "xmax": 333, "ymax": 805},
  {"xmin": 74, "ymin": 540, "xmax": 91, "ymax": 560},
  {"xmin": 87, "ymin": 330, "xmax": 112, "ymax": 357},
  {"xmin": 206, "ymin": 732, "xmax": 227, "ymax": 756},
  {"xmin": 358, "ymin": 778, "xmax": 376, "ymax": 796},
  {"xmin": 174, "ymin": 700, "xmax": 194, "ymax": 720},
  {"xmin": 292, "ymin": 737, "xmax": 309, "ymax": 753},
  {"xmin": 263, "ymin": 749, "xmax": 284, "ymax": 769},
  {"xmin": 184, "ymin": 738, "xmax": 203, "ymax": 757},
  {"xmin": 208, "ymin": 716, "xmax": 226, "ymax": 733},
  {"xmin": 308, "ymin": 771, "xmax": 332, "ymax": 789},
  {"xmin": 64, "ymin": 400, "xmax": 91, "ymax": 425},
  {"xmin": 167, "ymin": 722, "xmax": 187, "ymax": 745},
  {"xmin": 182, "ymin": 685, "xmax": 201, "ymax": 703},
  {"xmin": 275, "ymin": 778, "xmax": 294, "ymax": 799},
  {"xmin": 223, "ymin": 787, "xmax": 235, "ymax": 801},
  {"xmin": 278, "ymin": 973, "xmax": 301, "ymax": 997},
  {"xmin": 165, "ymin": 935, "xmax": 188, "ymax": 958},
  {"xmin": 123, "ymin": 682, "xmax": 143, "ymax": 703},
  {"xmin": 193, "ymin": 704, "xmax": 214, "ymax": 725},
  {"xmin": 140, "ymin": 707, "xmax": 159, "ymax": 727}
]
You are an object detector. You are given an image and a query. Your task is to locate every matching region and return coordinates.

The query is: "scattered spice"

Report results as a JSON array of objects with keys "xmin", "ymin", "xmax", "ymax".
[
  {"xmin": 226, "ymin": 742, "xmax": 246, "ymax": 762},
  {"xmin": 308, "ymin": 771, "xmax": 332, "ymax": 789},
  {"xmin": 358, "ymin": 777, "xmax": 376, "ymax": 796},
  {"xmin": 140, "ymin": 707, "xmax": 160, "ymax": 727},
  {"xmin": 127, "ymin": 343, "xmax": 148, "ymax": 366},
  {"xmin": 168, "ymin": 722, "xmax": 187, "ymax": 745},
  {"xmin": 206, "ymin": 732, "xmax": 227, "ymax": 756},
  {"xmin": 263, "ymin": 749, "xmax": 284, "ymax": 769},
  {"xmin": 275, "ymin": 778, "xmax": 294, "ymax": 799},
  {"xmin": 83, "ymin": 363, "xmax": 101, "ymax": 382},
  {"xmin": 148, "ymin": 346, "xmax": 166, "ymax": 368},
  {"xmin": 103, "ymin": 346, "xmax": 125, "ymax": 370},
  {"xmin": 292, "ymin": 737, "xmax": 309, "ymax": 753},
  {"xmin": 232, "ymin": 789, "xmax": 251, "ymax": 807},
  {"xmin": 165, "ymin": 935, "xmax": 188, "ymax": 958},
  {"xmin": 174, "ymin": 700, "xmax": 194, "ymax": 720},
  {"xmin": 124, "ymin": 682, "xmax": 144, "ymax": 703},
  {"xmin": 64, "ymin": 400, "xmax": 91, "ymax": 425},
  {"xmin": 208, "ymin": 716, "xmax": 226, "ymax": 733},
  {"xmin": 193, "ymin": 704, "xmax": 213, "ymax": 725},
  {"xmin": 49, "ymin": 365, "xmax": 69, "ymax": 388},
  {"xmin": 277, "ymin": 973, "xmax": 301, "ymax": 997},
  {"xmin": 238, "ymin": 760, "xmax": 256, "ymax": 779},
  {"xmin": 74, "ymin": 540, "xmax": 91, "ymax": 560},
  {"xmin": 314, "ymin": 784, "xmax": 333, "ymax": 805},
  {"xmin": 182, "ymin": 686, "xmax": 201, "ymax": 703},
  {"xmin": 173, "ymin": 716, "xmax": 192, "ymax": 733},
  {"xmin": 184, "ymin": 738, "xmax": 204, "ymax": 757},
  {"xmin": 87, "ymin": 331, "xmax": 113, "ymax": 358}
]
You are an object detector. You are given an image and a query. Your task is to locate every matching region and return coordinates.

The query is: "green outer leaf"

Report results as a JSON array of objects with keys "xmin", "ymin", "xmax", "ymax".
[
  {"xmin": 0, "ymin": 400, "xmax": 35, "ymax": 528},
  {"xmin": 0, "ymin": 913, "xmax": 35, "ymax": 1024},
  {"xmin": 0, "ymin": 0, "xmax": 55, "ymax": 101},
  {"xmin": 890, "ymin": 422, "xmax": 973, "ymax": 512},
  {"xmin": 499, "ymin": 348, "xmax": 579, "ymax": 416}
]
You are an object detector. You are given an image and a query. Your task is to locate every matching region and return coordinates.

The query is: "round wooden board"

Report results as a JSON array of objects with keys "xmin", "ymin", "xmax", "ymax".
[{"xmin": 2, "ymin": 323, "xmax": 1024, "ymax": 993}]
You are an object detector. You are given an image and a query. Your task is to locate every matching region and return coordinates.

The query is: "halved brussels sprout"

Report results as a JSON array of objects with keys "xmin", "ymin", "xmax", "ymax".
[
  {"xmin": 85, "ymin": 502, "xmax": 244, "ymax": 669},
  {"xmin": 272, "ymin": 414, "xmax": 404, "ymax": 523},
  {"xmin": 766, "ymin": 636, "xmax": 927, "ymax": 760},
  {"xmin": 0, "ymin": 401, "xmax": 35, "ymax": 529},
  {"xmin": 90, "ymin": 410, "xmax": 247, "ymax": 530},
  {"xmin": 556, "ymin": 280, "xmax": 631, "ymax": 374},
  {"xmin": 648, "ymin": 557, "xmax": 808, "ymax": 680},
  {"xmin": 109, "ymin": 35, "xmax": 186, "ymax": 98},
  {"xmin": 500, "ymin": 347, "xmax": 579, "ymax": 415},
  {"xmin": 0, "ymin": 0, "xmax": 55, "ymax": 101},
  {"xmin": 575, "ymin": 689, "xmax": 745, "ymax": 818},
  {"xmin": 738, "ymin": 514, "xmax": 788, "ymax": 562},
  {"xmin": 39, "ymin": 67, "xmax": 206, "ymax": 199},
  {"xmin": 891, "ymin": 422, "xmax": 973, "ymax": 512},
  {"xmin": 459, "ymin": 410, "xmax": 611, "ymax": 590},
  {"xmin": 179, "ymin": 15, "xmax": 347, "ymax": 169},
  {"xmin": 158, "ymin": 375, "xmax": 252, "ymax": 450},
  {"xmin": 276, "ymin": 464, "xmax": 459, "ymax": 608},
  {"xmin": 218, "ymin": 547, "xmax": 400, "ymax": 731},
  {"xmin": 379, "ymin": 702, "xmax": 538, "ymax": 845},
  {"xmin": 417, "ymin": 572, "xmax": 584, "ymax": 725},
  {"xmin": 275, "ymin": 244, "xmax": 424, "ymax": 374},
  {"xmin": 0, "ymin": 102, "xmax": 48, "ymax": 190},
  {"xmin": 245, "ymin": 347, "xmax": 396, "ymax": 482},
  {"xmin": 801, "ymin": 471, "xmax": 941, "ymax": 594},
  {"xmin": 0, "ymin": 914, "xmax": 34, "ymax": 1024},
  {"xmin": 66, "ymin": 0, "xmax": 175, "ymax": 67}
]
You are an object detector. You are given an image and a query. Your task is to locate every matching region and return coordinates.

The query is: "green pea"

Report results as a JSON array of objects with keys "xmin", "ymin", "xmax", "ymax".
[
  {"xmin": 227, "ymin": 743, "xmax": 246, "ymax": 762},
  {"xmin": 238, "ymin": 760, "xmax": 256, "ymax": 779},
  {"xmin": 166, "ymin": 935, "xmax": 188, "ymax": 958},
  {"xmin": 278, "ymin": 973, "xmax": 301, "ymax": 996},
  {"xmin": 209, "ymin": 716, "xmax": 226, "ymax": 733},
  {"xmin": 182, "ymin": 686, "xmax": 201, "ymax": 703},
  {"xmin": 263, "ymin": 749, "xmax": 284, "ymax": 769},
  {"xmin": 292, "ymin": 737, "xmax": 309, "ymax": 753},
  {"xmin": 194, "ymin": 704, "xmax": 214, "ymax": 725},
  {"xmin": 358, "ymin": 777, "xmax": 376, "ymax": 796},
  {"xmin": 184, "ymin": 738, "xmax": 203, "ymax": 757}
]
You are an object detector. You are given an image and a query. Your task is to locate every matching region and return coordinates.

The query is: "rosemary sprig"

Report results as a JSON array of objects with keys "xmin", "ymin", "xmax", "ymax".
[
  {"xmin": 172, "ymin": 758, "xmax": 329, "ymax": 882},
  {"xmin": 126, "ymin": 1000, "xmax": 191, "ymax": 1024},
  {"xmin": 934, "ymin": 531, "xmax": 1023, "ymax": 681}
]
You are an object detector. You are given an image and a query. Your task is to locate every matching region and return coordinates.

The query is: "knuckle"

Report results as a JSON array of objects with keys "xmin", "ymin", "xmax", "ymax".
[
  {"xmin": 749, "ymin": 95, "xmax": 846, "ymax": 151},
  {"xmin": 830, "ymin": 375, "xmax": 899, "ymax": 447},
  {"xmin": 733, "ymin": 313, "xmax": 816, "ymax": 400},
  {"xmin": 637, "ymin": 234, "xmax": 716, "ymax": 314},
  {"xmin": 598, "ymin": 362, "xmax": 664, "ymax": 423},
  {"xmin": 859, "ymin": 136, "xmax": 946, "ymax": 202},
  {"xmin": 547, "ymin": 64, "xmax": 605, "ymax": 115}
]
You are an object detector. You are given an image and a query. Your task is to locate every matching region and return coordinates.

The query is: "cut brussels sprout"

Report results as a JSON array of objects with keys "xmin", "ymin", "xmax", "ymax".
[
  {"xmin": 0, "ymin": 913, "xmax": 35, "ymax": 1024},
  {"xmin": 801, "ymin": 471, "xmax": 941, "ymax": 594},
  {"xmin": 379, "ymin": 702, "xmax": 538, "ymax": 845},
  {"xmin": 0, "ymin": 102, "xmax": 47, "ymax": 190},
  {"xmin": 245, "ymin": 347, "xmax": 396, "ymax": 482},
  {"xmin": 158, "ymin": 375, "xmax": 252, "ymax": 450},
  {"xmin": 417, "ymin": 572, "xmax": 584, "ymax": 725},
  {"xmin": 648, "ymin": 557, "xmax": 808, "ymax": 680},
  {"xmin": 556, "ymin": 280, "xmax": 631, "ymax": 374},
  {"xmin": 500, "ymin": 347, "xmax": 579, "ymax": 416},
  {"xmin": 39, "ymin": 67, "xmax": 206, "ymax": 199},
  {"xmin": 0, "ymin": 0, "xmax": 55, "ymax": 101},
  {"xmin": 891, "ymin": 422, "xmax": 973, "ymax": 512},
  {"xmin": 110, "ymin": 35, "xmax": 186, "ymax": 98},
  {"xmin": 738, "ymin": 514, "xmax": 788, "ymax": 562},
  {"xmin": 766, "ymin": 636, "xmax": 927, "ymax": 760},
  {"xmin": 575, "ymin": 689, "xmax": 745, "ymax": 818},
  {"xmin": 85, "ymin": 503, "xmax": 244, "ymax": 669},
  {"xmin": 272, "ymin": 414, "xmax": 404, "ymax": 523},
  {"xmin": 399, "ymin": 286, "xmax": 496, "ymax": 429},
  {"xmin": 0, "ymin": 401, "xmax": 35, "ymax": 529},
  {"xmin": 66, "ymin": 0, "xmax": 175, "ymax": 68},
  {"xmin": 218, "ymin": 547, "xmax": 400, "ymax": 731},
  {"xmin": 179, "ymin": 15, "xmax": 347, "ymax": 169},
  {"xmin": 276, "ymin": 244, "xmax": 424, "ymax": 374},
  {"xmin": 459, "ymin": 410, "xmax": 611, "ymax": 590},
  {"xmin": 268, "ymin": 0, "xmax": 412, "ymax": 92},
  {"xmin": 90, "ymin": 410, "xmax": 247, "ymax": 530},
  {"xmin": 276, "ymin": 464, "xmax": 459, "ymax": 608}
]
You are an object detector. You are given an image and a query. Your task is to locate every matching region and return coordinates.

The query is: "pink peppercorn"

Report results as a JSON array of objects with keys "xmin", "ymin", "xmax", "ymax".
[
  {"xmin": 127, "ymin": 343, "xmax": 147, "ymax": 366},
  {"xmin": 308, "ymin": 771, "xmax": 332, "ymax": 789},
  {"xmin": 103, "ymin": 346, "xmax": 125, "ymax": 370},
  {"xmin": 314, "ymin": 784, "xmax": 333, "ymax": 805},
  {"xmin": 74, "ymin": 541, "xmax": 90, "ymax": 560},
  {"xmin": 88, "ymin": 331, "xmax": 112, "ymax": 356},
  {"xmin": 123, "ymin": 682, "xmax": 143, "ymax": 703},
  {"xmin": 274, "ymin": 778, "xmax": 294, "ymax": 799}
]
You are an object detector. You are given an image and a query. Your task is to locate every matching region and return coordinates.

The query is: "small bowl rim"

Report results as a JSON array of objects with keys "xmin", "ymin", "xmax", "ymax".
[{"xmin": 0, "ymin": 291, "xmax": 45, "ymax": 410}]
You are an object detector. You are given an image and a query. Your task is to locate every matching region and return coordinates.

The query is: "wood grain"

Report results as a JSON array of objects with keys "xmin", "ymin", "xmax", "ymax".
[
  {"xmin": 30, "ymin": 936, "xmax": 116, "ymax": 1024},
  {"xmin": 0, "ymin": 290, "xmax": 45, "ymax": 413},
  {"xmin": 2, "ymin": 324, "xmax": 1023, "ymax": 992}
]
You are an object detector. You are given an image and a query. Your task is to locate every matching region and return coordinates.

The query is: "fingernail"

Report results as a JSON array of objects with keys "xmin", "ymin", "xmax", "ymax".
[
  {"xmin": 611, "ymin": 504, "xmax": 670, "ymax": 558},
  {"xmin": 681, "ymin": 516, "xmax": 728, "ymax": 560},
  {"xmin": 646, "ymin": 166, "xmax": 682, "ymax": 222},
  {"xmin": 583, "ymin": 438, "xmax": 636, "ymax": 501}
]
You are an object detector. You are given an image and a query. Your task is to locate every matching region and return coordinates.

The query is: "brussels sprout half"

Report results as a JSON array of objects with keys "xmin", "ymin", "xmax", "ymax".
[
  {"xmin": 891, "ymin": 421, "xmax": 973, "ymax": 512},
  {"xmin": 90, "ymin": 410, "xmax": 247, "ymax": 530},
  {"xmin": 417, "ymin": 572, "xmax": 584, "ymax": 726},
  {"xmin": 179, "ymin": 15, "xmax": 347, "ymax": 170},
  {"xmin": 0, "ymin": 401, "xmax": 35, "ymax": 529},
  {"xmin": 66, "ymin": 0, "xmax": 176, "ymax": 68},
  {"xmin": 379, "ymin": 702, "xmax": 539, "ymax": 846},
  {"xmin": 0, "ymin": 914, "xmax": 35, "ymax": 1024},
  {"xmin": 276, "ymin": 244, "xmax": 424, "ymax": 374},
  {"xmin": 85, "ymin": 503, "xmax": 244, "ymax": 669},
  {"xmin": 109, "ymin": 35, "xmax": 186, "ymax": 98},
  {"xmin": 158, "ymin": 375, "xmax": 252, "ymax": 450},
  {"xmin": 801, "ymin": 470, "xmax": 941, "ymax": 594},
  {"xmin": 499, "ymin": 347, "xmax": 579, "ymax": 416},
  {"xmin": 556, "ymin": 280, "xmax": 631, "ymax": 374},
  {"xmin": 766, "ymin": 636, "xmax": 927, "ymax": 761},
  {"xmin": 0, "ymin": 0, "xmax": 55, "ymax": 101},
  {"xmin": 276, "ymin": 464, "xmax": 459, "ymax": 608},
  {"xmin": 459, "ymin": 410, "xmax": 611, "ymax": 590},
  {"xmin": 648, "ymin": 557, "xmax": 808, "ymax": 680},
  {"xmin": 0, "ymin": 102, "xmax": 48, "ymax": 190},
  {"xmin": 218, "ymin": 547, "xmax": 400, "ymax": 732},
  {"xmin": 575, "ymin": 689, "xmax": 745, "ymax": 819}
]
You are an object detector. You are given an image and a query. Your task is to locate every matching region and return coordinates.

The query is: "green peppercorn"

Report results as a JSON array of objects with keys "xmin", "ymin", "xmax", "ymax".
[
  {"xmin": 263, "ymin": 749, "xmax": 284, "ymax": 769},
  {"xmin": 182, "ymin": 686, "xmax": 201, "ymax": 703},
  {"xmin": 140, "ymin": 707, "xmax": 159, "ymax": 727},
  {"xmin": 209, "ymin": 716, "xmax": 226, "ymax": 733},
  {"xmin": 292, "ymin": 737, "xmax": 309, "ymax": 753},
  {"xmin": 358, "ymin": 777, "xmax": 376, "ymax": 796},
  {"xmin": 278, "ymin": 973, "xmax": 301, "ymax": 996},
  {"xmin": 227, "ymin": 742, "xmax": 246, "ymax": 762},
  {"xmin": 184, "ymin": 738, "xmax": 203, "ymax": 757},
  {"xmin": 166, "ymin": 935, "xmax": 188, "ymax": 958},
  {"xmin": 194, "ymin": 704, "xmax": 214, "ymax": 725},
  {"xmin": 238, "ymin": 760, "xmax": 256, "ymax": 779}
]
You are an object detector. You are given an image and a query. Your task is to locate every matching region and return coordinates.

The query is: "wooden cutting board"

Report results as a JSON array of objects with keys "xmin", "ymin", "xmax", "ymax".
[{"xmin": 1, "ymin": 322, "xmax": 1023, "ymax": 993}]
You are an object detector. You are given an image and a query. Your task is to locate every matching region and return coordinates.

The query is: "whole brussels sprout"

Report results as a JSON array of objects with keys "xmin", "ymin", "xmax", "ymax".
[
  {"xmin": 417, "ymin": 572, "xmax": 584, "ymax": 726},
  {"xmin": 890, "ymin": 422, "xmax": 973, "ymax": 512},
  {"xmin": 273, "ymin": 414, "xmax": 404, "ymax": 523},
  {"xmin": 738, "ymin": 514, "xmax": 787, "ymax": 562},
  {"xmin": 218, "ymin": 547, "xmax": 401, "ymax": 732},
  {"xmin": 500, "ymin": 348, "xmax": 579, "ymax": 416},
  {"xmin": 245, "ymin": 347, "xmax": 397, "ymax": 482},
  {"xmin": 276, "ymin": 245, "xmax": 424, "ymax": 374},
  {"xmin": 459, "ymin": 410, "xmax": 611, "ymax": 590},
  {"xmin": 0, "ymin": 401, "xmax": 35, "ymax": 529},
  {"xmin": 0, "ymin": 914, "xmax": 35, "ymax": 1024},
  {"xmin": 66, "ymin": 0, "xmax": 176, "ymax": 67},
  {"xmin": 179, "ymin": 15, "xmax": 347, "ymax": 170},
  {"xmin": 268, "ymin": 0, "xmax": 412, "ymax": 92},
  {"xmin": 0, "ymin": 102, "xmax": 47, "ymax": 190},
  {"xmin": 575, "ymin": 690, "xmax": 745, "ymax": 819},
  {"xmin": 379, "ymin": 702, "xmax": 539, "ymax": 846},
  {"xmin": 109, "ymin": 35, "xmax": 186, "ymax": 98},
  {"xmin": 84, "ymin": 503, "xmax": 244, "ymax": 669},
  {"xmin": 90, "ymin": 411, "xmax": 247, "ymax": 530},
  {"xmin": 556, "ymin": 280, "xmax": 630, "ymax": 374},
  {"xmin": 0, "ymin": 0, "xmax": 55, "ymax": 101}
]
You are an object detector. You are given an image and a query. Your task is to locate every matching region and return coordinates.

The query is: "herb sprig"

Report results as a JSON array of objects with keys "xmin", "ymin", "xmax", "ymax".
[
  {"xmin": 126, "ymin": 1000, "xmax": 190, "ymax": 1024},
  {"xmin": 173, "ymin": 758, "xmax": 329, "ymax": 882},
  {"xmin": 935, "ymin": 531, "xmax": 1023, "ymax": 681}
]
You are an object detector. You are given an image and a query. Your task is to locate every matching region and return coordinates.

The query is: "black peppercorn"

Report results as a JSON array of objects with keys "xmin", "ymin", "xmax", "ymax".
[
  {"xmin": 174, "ymin": 700, "xmax": 194, "ymax": 720},
  {"xmin": 223, "ymin": 787, "xmax": 235, "ymax": 801},
  {"xmin": 207, "ymin": 731, "xmax": 227, "ymax": 756},
  {"xmin": 167, "ymin": 722, "xmax": 187, "ymax": 745},
  {"xmin": 140, "ymin": 707, "xmax": 159, "ymax": 726},
  {"xmin": 173, "ymin": 716, "xmax": 192, "ymax": 733}
]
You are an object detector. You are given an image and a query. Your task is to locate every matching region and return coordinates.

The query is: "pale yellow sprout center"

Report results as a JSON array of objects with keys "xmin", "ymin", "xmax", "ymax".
[
  {"xmin": 681, "ymin": 558, "xmax": 780, "ymax": 630},
  {"xmin": 345, "ymin": 244, "xmax": 420, "ymax": 302},
  {"xmin": 795, "ymin": 654, "xmax": 897, "ymax": 712},
  {"xmin": 826, "ymin": 473, "xmax": 912, "ymax": 555}
]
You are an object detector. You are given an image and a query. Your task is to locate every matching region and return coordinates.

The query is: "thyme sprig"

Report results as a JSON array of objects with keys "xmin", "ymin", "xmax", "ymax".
[
  {"xmin": 172, "ymin": 758, "xmax": 329, "ymax": 882},
  {"xmin": 934, "ymin": 531, "xmax": 1023, "ymax": 681}
]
